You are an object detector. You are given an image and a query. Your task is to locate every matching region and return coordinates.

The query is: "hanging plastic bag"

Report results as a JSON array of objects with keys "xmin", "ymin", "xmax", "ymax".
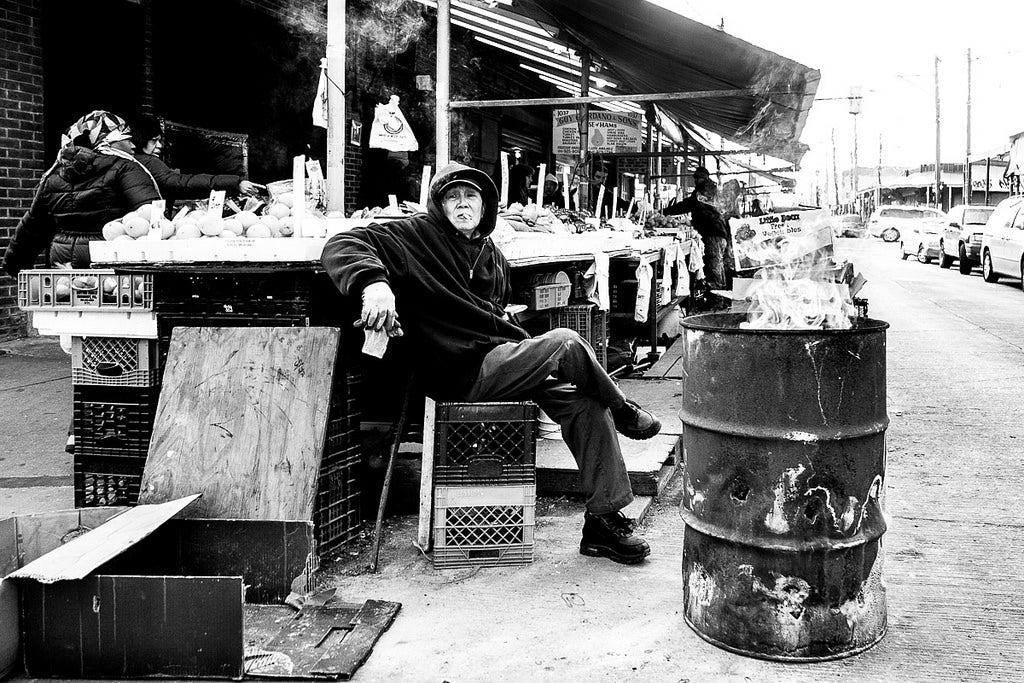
[
  {"xmin": 369, "ymin": 95, "xmax": 419, "ymax": 152},
  {"xmin": 312, "ymin": 58, "xmax": 328, "ymax": 129}
]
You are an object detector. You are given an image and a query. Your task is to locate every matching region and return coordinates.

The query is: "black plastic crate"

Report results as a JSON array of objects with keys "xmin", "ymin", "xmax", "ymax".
[
  {"xmin": 315, "ymin": 446, "xmax": 361, "ymax": 552},
  {"xmin": 550, "ymin": 304, "xmax": 608, "ymax": 369},
  {"xmin": 74, "ymin": 456, "xmax": 145, "ymax": 507},
  {"xmin": 434, "ymin": 402, "xmax": 537, "ymax": 486},
  {"xmin": 73, "ymin": 385, "xmax": 158, "ymax": 458},
  {"xmin": 153, "ymin": 271, "xmax": 313, "ymax": 314}
]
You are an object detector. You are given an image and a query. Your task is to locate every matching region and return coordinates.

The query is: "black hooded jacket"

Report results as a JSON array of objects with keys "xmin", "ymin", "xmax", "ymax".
[
  {"xmin": 321, "ymin": 163, "xmax": 529, "ymax": 399},
  {"xmin": 2, "ymin": 147, "xmax": 160, "ymax": 275}
]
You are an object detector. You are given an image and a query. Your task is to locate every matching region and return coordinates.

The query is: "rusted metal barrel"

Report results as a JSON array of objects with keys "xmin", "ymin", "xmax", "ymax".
[{"xmin": 679, "ymin": 312, "xmax": 889, "ymax": 661}]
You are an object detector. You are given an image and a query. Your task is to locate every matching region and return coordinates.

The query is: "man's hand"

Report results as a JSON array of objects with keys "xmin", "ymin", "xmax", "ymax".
[{"xmin": 356, "ymin": 281, "xmax": 402, "ymax": 336}]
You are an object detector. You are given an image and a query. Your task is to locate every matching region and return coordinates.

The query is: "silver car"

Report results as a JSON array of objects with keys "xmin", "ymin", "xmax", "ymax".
[
  {"xmin": 938, "ymin": 204, "xmax": 996, "ymax": 273},
  {"xmin": 980, "ymin": 196, "xmax": 1024, "ymax": 286},
  {"xmin": 868, "ymin": 205, "xmax": 946, "ymax": 242}
]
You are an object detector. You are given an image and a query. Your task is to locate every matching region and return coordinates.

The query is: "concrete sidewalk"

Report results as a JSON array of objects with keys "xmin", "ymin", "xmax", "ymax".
[
  {"xmin": 0, "ymin": 335, "xmax": 74, "ymax": 518},
  {"xmin": 3, "ymin": 238, "xmax": 1023, "ymax": 681}
]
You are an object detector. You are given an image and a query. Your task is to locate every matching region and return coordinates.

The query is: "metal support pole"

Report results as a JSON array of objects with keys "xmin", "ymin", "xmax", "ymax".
[
  {"xmin": 436, "ymin": 0, "xmax": 451, "ymax": 168},
  {"xmin": 935, "ymin": 55, "xmax": 942, "ymax": 210},
  {"xmin": 326, "ymin": 0, "xmax": 346, "ymax": 212},
  {"xmin": 965, "ymin": 48, "xmax": 972, "ymax": 205},
  {"xmin": 577, "ymin": 50, "xmax": 591, "ymax": 212}
]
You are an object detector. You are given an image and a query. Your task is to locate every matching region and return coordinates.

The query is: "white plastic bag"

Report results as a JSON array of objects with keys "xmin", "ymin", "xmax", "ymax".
[{"xmin": 369, "ymin": 95, "xmax": 419, "ymax": 152}]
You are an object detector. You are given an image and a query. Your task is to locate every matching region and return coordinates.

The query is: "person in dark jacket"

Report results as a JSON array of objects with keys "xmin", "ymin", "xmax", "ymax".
[
  {"xmin": 321, "ymin": 162, "xmax": 661, "ymax": 565},
  {"xmin": 2, "ymin": 110, "xmax": 162, "ymax": 275},
  {"xmin": 663, "ymin": 166, "xmax": 731, "ymax": 289},
  {"xmin": 131, "ymin": 116, "xmax": 259, "ymax": 201}
]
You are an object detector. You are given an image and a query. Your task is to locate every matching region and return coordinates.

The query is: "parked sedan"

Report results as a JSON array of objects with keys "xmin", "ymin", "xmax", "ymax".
[
  {"xmin": 937, "ymin": 204, "xmax": 996, "ymax": 273},
  {"xmin": 980, "ymin": 195, "xmax": 1024, "ymax": 285},
  {"xmin": 831, "ymin": 214, "xmax": 867, "ymax": 238},
  {"xmin": 868, "ymin": 205, "xmax": 946, "ymax": 242},
  {"xmin": 899, "ymin": 218, "xmax": 946, "ymax": 263}
]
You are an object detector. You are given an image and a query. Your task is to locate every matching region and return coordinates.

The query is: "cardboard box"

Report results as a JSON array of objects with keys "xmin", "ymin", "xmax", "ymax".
[{"xmin": 4, "ymin": 496, "xmax": 316, "ymax": 679}]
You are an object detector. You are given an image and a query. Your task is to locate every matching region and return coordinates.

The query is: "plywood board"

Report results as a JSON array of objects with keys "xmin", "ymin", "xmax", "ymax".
[
  {"xmin": 535, "ymin": 433, "xmax": 679, "ymax": 497},
  {"xmin": 20, "ymin": 574, "xmax": 244, "ymax": 679},
  {"xmin": 9, "ymin": 495, "xmax": 199, "ymax": 582},
  {"xmin": 140, "ymin": 327, "xmax": 340, "ymax": 521}
]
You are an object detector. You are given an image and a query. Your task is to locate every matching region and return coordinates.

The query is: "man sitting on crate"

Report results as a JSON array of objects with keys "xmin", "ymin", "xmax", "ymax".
[{"xmin": 321, "ymin": 163, "xmax": 660, "ymax": 565}]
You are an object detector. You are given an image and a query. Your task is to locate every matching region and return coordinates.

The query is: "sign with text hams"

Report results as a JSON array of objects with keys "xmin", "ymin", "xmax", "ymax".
[{"xmin": 553, "ymin": 109, "xmax": 642, "ymax": 155}]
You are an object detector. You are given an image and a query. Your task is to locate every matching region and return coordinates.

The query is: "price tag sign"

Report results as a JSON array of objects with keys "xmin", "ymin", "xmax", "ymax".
[
  {"xmin": 306, "ymin": 159, "xmax": 325, "ymax": 207},
  {"xmin": 208, "ymin": 190, "xmax": 226, "ymax": 218},
  {"xmin": 147, "ymin": 199, "xmax": 166, "ymax": 239},
  {"xmin": 499, "ymin": 152, "xmax": 509, "ymax": 208}
]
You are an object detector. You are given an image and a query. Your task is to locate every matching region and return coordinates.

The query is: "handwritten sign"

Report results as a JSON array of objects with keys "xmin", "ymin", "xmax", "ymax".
[
  {"xmin": 553, "ymin": 108, "xmax": 642, "ymax": 155},
  {"xmin": 729, "ymin": 209, "xmax": 834, "ymax": 271}
]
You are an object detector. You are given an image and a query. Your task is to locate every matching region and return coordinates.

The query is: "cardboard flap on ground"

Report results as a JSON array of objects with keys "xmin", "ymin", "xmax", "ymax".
[{"xmin": 9, "ymin": 494, "xmax": 199, "ymax": 582}]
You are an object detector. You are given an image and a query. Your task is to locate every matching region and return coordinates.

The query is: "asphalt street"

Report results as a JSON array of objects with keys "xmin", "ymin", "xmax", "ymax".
[{"xmin": 1, "ymin": 236, "xmax": 1022, "ymax": 681}]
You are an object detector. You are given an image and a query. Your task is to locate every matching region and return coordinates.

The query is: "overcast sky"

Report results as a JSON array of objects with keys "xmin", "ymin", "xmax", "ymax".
[{"xmin": 649, "ymin": 0, "xmax": 1024, "ymax": 182}]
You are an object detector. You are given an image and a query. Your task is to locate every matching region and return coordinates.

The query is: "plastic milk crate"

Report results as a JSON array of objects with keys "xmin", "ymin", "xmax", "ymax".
[
  {"xmin": 74, "ymin": 455, "xmax": 145, "ymax": 507},
  {"xmin": 18, "ymin": 269, "xmax": 153, "ymax": 310},
  {"xmin": 433, "ymin": 484, "xmax": 536, "ymax": 569},
  {"xmin": 72, "ymin": 385, "xmax": 159, "ymax": 459},
  {"xmin": 433, "ymin": 401, "xmax": 538, "ymax": 486},
  {"xmin": 315, "ymin": 368, "xmax": 363, "ymax": 552},
  {"xmin": 550, "ymin": 303, "xmax": 608, "ymax": 370},
  {"xmin": 71, "ymin": 336, "xmax": 160, "ymax": 387}
]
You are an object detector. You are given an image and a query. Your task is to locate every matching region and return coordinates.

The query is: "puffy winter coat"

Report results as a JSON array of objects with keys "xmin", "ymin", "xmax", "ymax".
[
  {"xmin": 321, "ymin": 163, "xmax": 529, "ymax": 399},
  {"xmin": 2, "ymin": 147, "xmax": 160, "ymax": 275},
  {"xmin": 135, "ymin": 153, "xmax": 241, "ymax": 199}
]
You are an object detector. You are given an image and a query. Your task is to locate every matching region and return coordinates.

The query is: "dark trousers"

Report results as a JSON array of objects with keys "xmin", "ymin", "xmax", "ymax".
[{"xmin": 459, "ymin": 328, "xmax": 634, "ymax": 514}]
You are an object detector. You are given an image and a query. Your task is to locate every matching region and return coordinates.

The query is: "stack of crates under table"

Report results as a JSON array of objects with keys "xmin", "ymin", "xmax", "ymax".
[
  {"xmin": 17, "ymin": 269, "xmax": 159, "ymax": 507},
  {"xmin": 145, "ymin": 265, "xmax": 363, "ymax": 552},
  {"xmin": 432, "ymin": 401, "xmax": 539, "ymax": 569}
]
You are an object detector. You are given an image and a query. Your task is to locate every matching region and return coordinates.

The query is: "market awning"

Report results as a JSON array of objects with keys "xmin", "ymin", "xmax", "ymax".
[{"xmin": 513, "ymin": 0, "xmax": 820, "ymax": 165}]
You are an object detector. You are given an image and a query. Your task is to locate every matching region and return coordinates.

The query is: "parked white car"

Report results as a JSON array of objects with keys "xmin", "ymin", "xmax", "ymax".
[
  {"xmin": 868, "ymin": 205, "xmax": 946, "ymax": 242},
  {"xmin": 938, "ymin": 204, "xmax": 996, "ymax": 273},
  {"xmin": 899, "ymin": 218, "xmax": 947, "ymax": 263},
  {"xmin": 980, "ymin": 195, "xmax": 1024, "ymax": 285}
]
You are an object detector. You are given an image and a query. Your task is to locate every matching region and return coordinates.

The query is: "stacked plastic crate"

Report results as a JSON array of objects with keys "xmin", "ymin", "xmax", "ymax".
[
  {"xmin": 550, "ymin": 303, "xmax": 608, "ymax": 369},
  {"xmin": 18, "ymin": 270, "xmax": 159, "ymax": 507},
  {"xmin": 432, "ymin": 401, "xmax": 538, "ymax": 569}
]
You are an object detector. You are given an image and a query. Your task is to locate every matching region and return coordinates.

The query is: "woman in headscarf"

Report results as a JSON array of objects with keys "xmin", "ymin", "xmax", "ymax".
[{"xmin": 2, "ymin": 110, "xmax": 162, "ymax": 276}]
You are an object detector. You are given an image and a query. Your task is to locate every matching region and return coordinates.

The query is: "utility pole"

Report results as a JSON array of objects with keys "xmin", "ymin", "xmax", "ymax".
[
  {"xmin": 850, "ymin": 86, "xmax": 861, "ymax": 216},
  {"xmin": 934, "ymin": 55, "xmax": 942, "ymax": 210},
  {"xmin": 831, "ymin": 128, "xmax": 840, "ymax": 210},
  {"xmin": 876, "ymin": 133, "xmax": 883, "ymax": 209},
  {"xmin": 965, "ymin": 48, "xmax": 972, "ymax": 205}
]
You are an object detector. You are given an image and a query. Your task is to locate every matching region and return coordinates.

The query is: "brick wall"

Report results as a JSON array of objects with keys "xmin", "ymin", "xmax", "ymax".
[{"xmin": 0, "ymin": 0, "xmax": 45, "ymax": 340}]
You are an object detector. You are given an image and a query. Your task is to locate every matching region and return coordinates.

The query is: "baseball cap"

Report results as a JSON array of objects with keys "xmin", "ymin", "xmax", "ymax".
[{"xmin": 438, "ymin": 178, "xmax": 483, "ymax": 197}]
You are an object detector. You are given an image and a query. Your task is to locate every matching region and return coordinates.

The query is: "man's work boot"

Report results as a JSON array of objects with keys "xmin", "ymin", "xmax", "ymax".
[
  {"xmin": 579, "ymin": 510, "xmax": 651, "ymax": 565},
  {"xmin": 612, "ymin": 399, "xmax": 661, "ymax": 440}
]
